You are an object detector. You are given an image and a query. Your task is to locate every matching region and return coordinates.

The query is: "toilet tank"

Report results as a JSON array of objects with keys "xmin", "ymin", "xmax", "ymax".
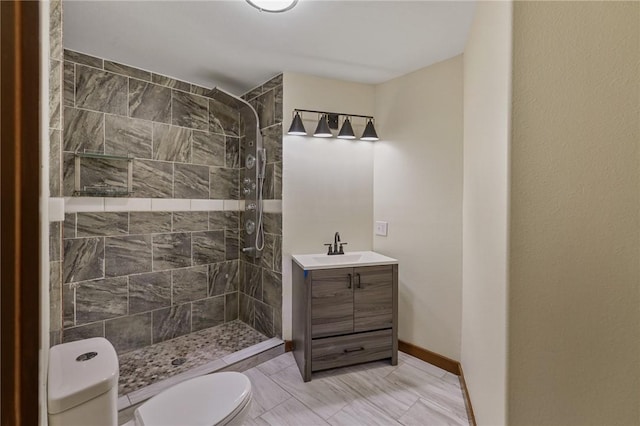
[{"xmin": 48, "ymin": 337, "xmax": 119, "ymax": 426}]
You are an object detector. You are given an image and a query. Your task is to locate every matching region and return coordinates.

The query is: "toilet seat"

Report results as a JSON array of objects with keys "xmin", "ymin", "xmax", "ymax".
[{"xmin": 134, "ymin": 372, "xmax": 252, "ymax": 426}]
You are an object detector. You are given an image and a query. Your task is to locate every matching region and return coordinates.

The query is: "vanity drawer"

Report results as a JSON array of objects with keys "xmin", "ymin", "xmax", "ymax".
[{"xmin": 311, "ymin": 329, "xmax": 392, "ymax": 372}]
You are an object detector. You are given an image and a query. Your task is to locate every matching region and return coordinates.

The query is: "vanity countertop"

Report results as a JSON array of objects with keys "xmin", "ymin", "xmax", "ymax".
[{"xmin": 292, "ymin": 250, "xmax": 398, "ymax": 270}]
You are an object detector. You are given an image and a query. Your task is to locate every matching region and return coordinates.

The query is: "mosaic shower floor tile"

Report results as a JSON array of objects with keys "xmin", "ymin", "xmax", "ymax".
[{"xmin": 118, "ymin": 320, "xmax": 268, "ymax": 395}]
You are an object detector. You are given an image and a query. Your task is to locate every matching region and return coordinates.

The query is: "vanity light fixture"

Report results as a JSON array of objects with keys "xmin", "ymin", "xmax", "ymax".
[
  {"xmin": 246, "ymin": 0, "xmax": 298, "ymax": 13},
  {"xmin": 287, "ymin": 109, "xmax": 380, "ymax": 141}
]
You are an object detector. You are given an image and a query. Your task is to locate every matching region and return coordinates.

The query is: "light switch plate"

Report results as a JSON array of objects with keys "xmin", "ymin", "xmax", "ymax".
[{"xmin": 375, "ymin": 221, "xmax": 388, "ymax": 236}]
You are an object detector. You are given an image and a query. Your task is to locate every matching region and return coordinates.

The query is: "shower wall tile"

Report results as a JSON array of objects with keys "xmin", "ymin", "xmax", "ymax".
[
  {"xmin": 208, "ymin": 260, "xmax": 239, "ymax": 296},
  {"xmin": 225, "ymin": 229, "xmax": 240, "ymax": 261},
  {"xmin": 242, "ymin": 85, "xmax": 262, "ymax": 102},
  {"xmin": 105, "ymin": 235, "xmax": 152, "ymax": 277},
  {"xmin": 191, "ymin": 84, "xmax": 216, "ymax": 98},
  {"xmin": 209, "ymin": 98, "xmax": 240, "ymax": 137},
  {"xmin": 274, "ymin": 308, "xmax": 282, "ymax": 337},
  {"xmin": 63, "ymin": 322, "xmax": 104, "ymax": 343},
  {"xmin": 152, "ymin": 123, "xmax": 191, "ymax": 162},
  {"xmin": 63, "ymin": 237, "xmax": 104, "ymax": 283},
  {"xmin": 260, "ymin": 234, "xmax": 275, "ymax": 270},
  {"xmin": 63, "ymin": 107, "xmax": 104, "ymax": 152},
  {"xmin": 174, "ymin": 163, "xmax": 209, "ymax": 199},
  {"xmin": 225, "ymin": 136, "xmax": 241, "ymax": 168},
  {"xmin": 152, "ymin": 304, "xmax": 191, "ymax": 343},
  {"xmin": 225, "ymin": 292, "xmax": 239, "ymax": 322},
  {"xmin": 262, "ymin": 163, "xmax": 275, "ymax": 200},
  {"xmin": 151, "ymin": 73, "xmax": 191, "ymax": 92},
  {"xmin": 274, "ymin": 162, "xmax": 282, "ymax": 199},
  {"xmin": 75, "ymin": 157, "xmax": 129, "ymax": 194},
  {"xmin": 209, "ymin": 211, "xmax": 239, "ymax": 231},
  {"xmin": 75, "ymin": 65, "xmax": 128, "ymax": 114},
  {"xmin": 243, "ymin": 263, "xmax": 262, "ymax": 301},
  {"xmin": 105, "ymin": 115, "xmax": 153, "ymax": 158},
  {"xmin": 254, "ymin": 300, "xmax": 274, "ymax": 338},
  {"xmin": 129, "ymin": 272, "xmax": 172, "ymax": 314},
  {"xmin": 273, "ymin": 235, "xmax": 282, "ymax": 273},
  {"xmin": 153, "ymin": 232, "xmax": 192, "ymax": 271},
  {"xmin": 50, "ymin": 60, "xmax": 62, "ymax": 129},
  {"xmin": 77, "ymin": 212, "xmax": 128, "ymax": 237},
  {"xmin": 192, "ymin": 296, "xmax": 225, "ymax": 331},
  {"xmin": 50, "ymin": 331, "xmax": 62, "ymax": 347},
  {"xmin": 132, "ymin": 159, "xmax": 174, "ymax": 198},
  {"xmin": 50, "ymin": 261, "xmax": 62, "ymax": 331},
  {"xmin": 49, "ymin": 222, "xmax": 62, "ymax": 262},
  {"xmin": 192, "ymin": 131, "xmax": 225, "ymax": 167},
  {"xmin": 172, "ymin": 266, "xmax": 208, "ymax": 304},
  {"xmin": 263, "ymin": 124, "xmax": 282, "ymax": 163},
  {"xmin": 50, "ymin": 129, "xmax": 62, "ymax": 196},
  {"xmin": 254, "ymin": 89, "xmax": 275, "ymax": 129},
  {"xmin": 210, "ymin": 167, "xmax": 239, "ymax": 200},
  {"xmin": 262, "ymin": 74, "xmax": 283, "ymax": 93},
  {"xmin": 49, "ymin": 0, "xmax": 62, "ymax": 59},
  {"xmin": 104, "ymin": 60, "xmax": 151, "ymax": 81},
  {"xmin": 63, "ymin": 284, "xmax": 75, "ymax": 327},
  {"xmin": 64, "ymin": 62, "xmax": 75, "ymax": 107},
  {"xmin": 192, "ymin": 231, "xmax": 226, "ymax": 265},
  {"xmin": 274, "ymin": 85, "xmax": 283, "ymax": 124},
  {"xmin": 75, "ymin": 277, "xmax": 128, "ymax": 324},
  {"xmin": 129, "ymin": 79, "xmax": 172, "ymax": 124},
  {"xmin": 239, "ymin": 293, "xmax": 254, "ymax": 325},
  {"xmin": 64, "ymin": 50, "xmax": 103, "ymax": 68},
  {"xmin": 172, "ymin": 211, "xmax": 208, "ymax": 232},
  {"xmin": 172, "ymin": 91, "xmax": 208, "ymax": 131},
  {"xmin": 262, "ymin": 270, "xmax": 282, "ymax": 310},
  {"xmin": 129, "ymin": 212, "xmax": 172, "ymax": 234},
  {"xmin": 64, "ymin": 213, "xmax": 76, "ymax": 239},
  {"xmin": 263, "ymin": 213, "xmax": 282, "ymax": 235},
  {"xmin": 105, "ymin": 312, "xmax": 152, "ymax": 354}
]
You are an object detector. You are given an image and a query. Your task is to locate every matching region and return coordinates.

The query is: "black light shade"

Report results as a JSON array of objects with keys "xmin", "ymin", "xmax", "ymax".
[
  {"xmin": 337, "ymin": 117, "xmax": 356, "ymax": 140},
  {"xmin": 360, "ymin": 119, "xmax": 379, "ymax": 141},
  {"xmin": 313, "ymin": 114, "xmax": 333, "ymax": 138},
  {"xmin": 287, "ymin": 112, "xmax": 307, "ymax": 136}
]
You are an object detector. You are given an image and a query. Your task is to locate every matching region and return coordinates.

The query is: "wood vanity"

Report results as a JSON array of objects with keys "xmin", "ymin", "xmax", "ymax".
[{"xmin": 292, "ymin": 251, "xmax": 398, "ymax": 382}]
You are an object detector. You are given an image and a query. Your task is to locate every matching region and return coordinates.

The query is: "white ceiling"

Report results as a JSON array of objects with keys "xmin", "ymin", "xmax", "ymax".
[{"xmin": 63, "ymin": 0, "xmax": 476, "ymax": 95}]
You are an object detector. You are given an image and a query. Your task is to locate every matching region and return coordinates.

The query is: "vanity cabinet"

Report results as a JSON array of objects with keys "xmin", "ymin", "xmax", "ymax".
[{"xmin": 292, "ymin": 260, "xmax": 398, "ymax": 382}]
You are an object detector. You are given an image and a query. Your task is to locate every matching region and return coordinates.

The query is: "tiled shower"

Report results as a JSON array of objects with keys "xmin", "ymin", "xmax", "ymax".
[{"xmin": 48, "ymin": 1, "xmax": 283, "ymax": 372}]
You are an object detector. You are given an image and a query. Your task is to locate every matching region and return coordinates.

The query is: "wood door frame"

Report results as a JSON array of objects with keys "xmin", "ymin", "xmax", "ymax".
[{"xmin": 1, "ymin": 1, "xmax": 42, "ymax": 425}]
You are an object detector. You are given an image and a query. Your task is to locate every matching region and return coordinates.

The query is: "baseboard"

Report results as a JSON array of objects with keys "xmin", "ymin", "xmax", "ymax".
[
  {"xmin": 398, "ymin": 340, "xmax": 476, "ymax": 426},
  {"xmin": 284, "ymin": 340, "xmax": 294, "ymax": 352}
]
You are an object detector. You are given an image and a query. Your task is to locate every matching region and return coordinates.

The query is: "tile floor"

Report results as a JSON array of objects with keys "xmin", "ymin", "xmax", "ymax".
[
  {"xmin": 118, "ymin": 320, "xmax": 269, "ymax": 395},
  {"xmin": 243, "ymin": 352, "xmax": 470, "ymax": 426}
]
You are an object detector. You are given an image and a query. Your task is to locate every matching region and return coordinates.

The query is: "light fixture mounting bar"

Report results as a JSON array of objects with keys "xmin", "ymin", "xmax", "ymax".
[{"xmin": 293, "ymin": 109, "xmax": 374, "ymax": 121}]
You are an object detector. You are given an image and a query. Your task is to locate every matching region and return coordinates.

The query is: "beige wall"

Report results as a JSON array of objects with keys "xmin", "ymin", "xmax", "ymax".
[
  {"xmin": 373, "ymin": 56, "xmax": 463, "ymax": 360},
  {"xmin": 281, "ymin": 72, "xmax": 376, "ymax": 339},
  {"xmin": 509, "ymin": 2, "xmax": 640, "ymax": 424},
  {"xmin": 461, "ymin": 2, "xmax": 512, "ymax": 425}
]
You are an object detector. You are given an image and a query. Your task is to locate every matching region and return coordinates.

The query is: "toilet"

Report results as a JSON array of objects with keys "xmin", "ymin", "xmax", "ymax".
[{"xmin": 47, "ymin": 338, "xmax": 252, "ymax": 426}]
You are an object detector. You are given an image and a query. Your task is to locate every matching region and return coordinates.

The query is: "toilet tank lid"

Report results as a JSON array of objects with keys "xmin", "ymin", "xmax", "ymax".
[{"xmin": 48, "ymin": 337, "xmax": 119, "ymax": 414}]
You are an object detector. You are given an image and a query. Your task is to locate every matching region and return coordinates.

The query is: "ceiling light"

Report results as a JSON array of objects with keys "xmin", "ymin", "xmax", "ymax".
[
  {"xmin": 337, "ymin": 117, "xmax": 356, "ymax": 140},
  {"xmin": 313, "ymin": 114, "xmax": 333, "ymax": 138},
  {"xmin": 246, "ymin": 0, "xmax": 298, "ymax": 13},
  {"xmin": 287, "ymin": 111, "xmax": 307, "ymax": 135},
  {"xmin": 360, "ymin": 119, "xmax": 379, "ymax": 141}
]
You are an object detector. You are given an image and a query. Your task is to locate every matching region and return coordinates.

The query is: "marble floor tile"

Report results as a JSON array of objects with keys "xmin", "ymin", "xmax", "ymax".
[
  {"xmin": 243, "ymin": 368, "xmax": 291, "ymax": 419},
  {"xmin": 259, "ymin": 397, "xmax": 329, "ymax": 426}
]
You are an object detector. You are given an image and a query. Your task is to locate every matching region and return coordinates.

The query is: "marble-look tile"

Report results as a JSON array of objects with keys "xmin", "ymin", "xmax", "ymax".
[
  {"xmin": 239, "ymin": 293, "xmax": 255, "ymax": 325},
  {"xmin": 64, "ymin": 213, "xmax": 76, "ymax": 239},
  {"xmin": 49, "ymin": 59, "xmax": 62, "ymax": 129},
  {"xmin": 63, "ymin": 62, "xmax": 75, "ymax": 107},
  {"xmin": 152, "ymin": 304, "xmax": 191, "ymax": 343},
  {"xmin": 398, "ymin": 398, "xmax": 468, "ymax": 426},
  {"xmin": 49, "ymin": 261, "xmax": 62, "ymax": 330},
  {"xmin": 77, "ymin": 212, "xmax": 128, "ymax": 237},
  {"xmin": 244, "ymin": 368, "xmax": 291, "ymax": 419},
  {"xmin": 225, "ymin": 136, "xmax": 240, "ymax": 168},
  {"xmin": 210, "ymin": 167, "xmax": 239, "ymax": 200},
  {"xmin": 208, "ymin": 260, "xmax": 239, "ymax": 296},
  {"xmin": 63, "ymin": 107, "xmax": 104, "ymax": 152},
  {"xmin": 254, "ymin": 300, "xmax": 274, "ymax": 337},
  {"xmin": 327, "ymin": 398, "xmax": 403, "ymax": 426},
  {"xmin": 172, "ymin": 211, "xmax": 208, "ymax": 232},
  {"xmin": 129, "ymin": 79, "xmax": 171, "ymax": 124},
  {"xmin": 273, "ymin": 235, "xmax": 282, "ymax": 273},
  {"xmin": 262, "ymin": 269, "xmax": 282, "ymax": 310},
  {"xmin": 151, "ymin": 74, "xmax": 190, "ymax": 92},
  {"xmin": 105, "ymin": 312, "xmax": 152, "ymax": 354},
  {"xmin": 75, "ymin": 156, "xmax": 129, "ymax": 194},
  {"xmin": 63, "ymin": 237, "xmax": 104, "ymax": 283},
  {"xmin": 174, "ymin": 163, "xmax": 209, "ymax": 199},
  {"xmin": 172, "ymin": 266, "xmax": 208, "ymax": 304},
  {"xmin": 152, "ymin": 123, "xmax": 191, "ymax": 162},
  {"xmin": 274, "ymin": 162, "xmax": 282, "ymax": 199},
  {"xmin": 192, "ymin": 130, "xmax": 225, "ymax": 167},
  {"xmin": 192, "ymin": 296, "xmax": 225, "ymax": 331},
  {"xmin": 225, "ymin": 229, "xmax": 240, "ymax": 260},
  {"xmin": 129, "ymin": 272, "xmax": 171, "ymax": 314},
  {"xmin": 274, "ymin": 85, "xmax": 283, "ymax": 124},
  {"xmin": 129, "ymin": 211, "xmax": 172, "ymax": 234},
  {"xmin": 257, "ymin": 352, "xmax": 296, "ymax": 377},
  {"xmin": 209, "ymin": 211, "xmax": 239, "ymax": 230},
  {"xmin": 260, "ymin": 397, "xmax": 329, "ymax": 426},
  {"xmin": 225, "ymin": 292, "xmax": 238, "ymax": 322},
  {"xmin": 274, "ymin": 308, "xmax": 282, "ymax": 337},
  {"xmin": 104, "ymin": 60, "xmax": 150, "ymax": 81},
  {"xmin": 255, "ymin": 90, "xmax": 275, "ymax": 129},
  {"xmin": 172, "ymin": 91, "xmax": 208, "ymax": 131},
  {"xmin": 209, "ymin": 98, "xmax": 240, "ymax": 136},
  {"xmin": 63, "ymin": 321, "xmax": 104, "ymax": 343},
  {"xmin": 153, "ymin": 233, "xmax": 192, "ymax": 271},
  {"xmin": 263, "ymin": 213, "xmax": 282, "ymax": 236},
  {"xmin": 242, "ymin": 85, "xmax": 263, "ymax": 102},
  {"xmin": 75, "ymin": 65, "xmax": 127, "ymax": 114},
  {"xmin": 105, "ymin": 235, "xmax": 152, "ymax": 277},
  {"xmin": 49, "ymin": 129, "xmax": 62, "ymax": 196},
  {"xmin": 50, "ymin": 331, "xmax": 62, "ymax": 347},
  {"xmin": 262, "ymin": 163, "xmax": 275, "ymax": 199},
  {"xmin": 132, "ymin": 159, "xmax": 173, "ymax": 198},
  {"xmin": 64, "ymin": 49, "xmax": 103, "ymax": 68},
  {"xmin": 192, "ymin": 231, "xmax": 225, "ymax": 265},
  {"xmin": 191, "ymin": 84, "xmax": 216, "ymax": 98},
  {"xmin": 75, "ymin": 276, "xmax": 128, "ymax": 324},
  {"xmin": 63, "ymin": 284, "xmax": 75, "ymax": 327},
  {"xmin": 49, "ymin": 222, "xmax": 61, "ymax": 262},
  {"xmin": 104, "ymin": 114, "xmax": 152, "ymax": 158},
  {"xmin": 262, "ymin": 74, "xmax": 282, "ymax": 93},
  {"xmin": 243, "ymin": 262, "xmax": 262, "ymax": 300},
  {"xmin": 260, "ymin": 234, "xmax": 275, "ymax": 270},
  {"xmin": 49, "ymin": 0, "xmax": 62, "ymax": 59},
  {"xmin": 263, "ymin": 124, "xmax": 282, "ymax": 163}
]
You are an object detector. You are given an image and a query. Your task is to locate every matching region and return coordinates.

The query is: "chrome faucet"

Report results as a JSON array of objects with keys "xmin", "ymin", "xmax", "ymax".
[{"xmin": 324, "ymin": 232, "xmax": 347, "ymax": 255}]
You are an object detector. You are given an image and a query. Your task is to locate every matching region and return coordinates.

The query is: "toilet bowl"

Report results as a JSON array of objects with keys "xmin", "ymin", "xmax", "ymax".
[{"xmin": 48, "ymin": 338, "xmax": 252, "ymax": 426}]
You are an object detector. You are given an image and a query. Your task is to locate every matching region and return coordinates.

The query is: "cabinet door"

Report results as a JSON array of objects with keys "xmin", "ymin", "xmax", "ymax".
[
  {"xmin": 311, "ymin": 268, "xmax": 353, "ymax": 338},
  {"xmin": 353, "ymin": 265, "xmax": 393, "ymax": 332}
]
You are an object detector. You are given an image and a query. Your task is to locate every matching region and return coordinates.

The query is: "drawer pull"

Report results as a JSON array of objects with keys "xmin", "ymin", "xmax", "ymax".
[
  {"xmin": 347, "ymin": 273, "xmax": 352, "ymax": 289},
  {"xmin": 356, "ymin": 273, "xmax": 362, "ymax": 288},
  {"xmin": 343, "ymin": 347, "xmax": 365, "ymax": 353}
]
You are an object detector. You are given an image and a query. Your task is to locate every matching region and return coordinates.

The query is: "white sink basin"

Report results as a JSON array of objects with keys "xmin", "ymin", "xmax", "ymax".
[{"xmin": 293, "ymin": 251, "xmax": 397, "ymax": 270}]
